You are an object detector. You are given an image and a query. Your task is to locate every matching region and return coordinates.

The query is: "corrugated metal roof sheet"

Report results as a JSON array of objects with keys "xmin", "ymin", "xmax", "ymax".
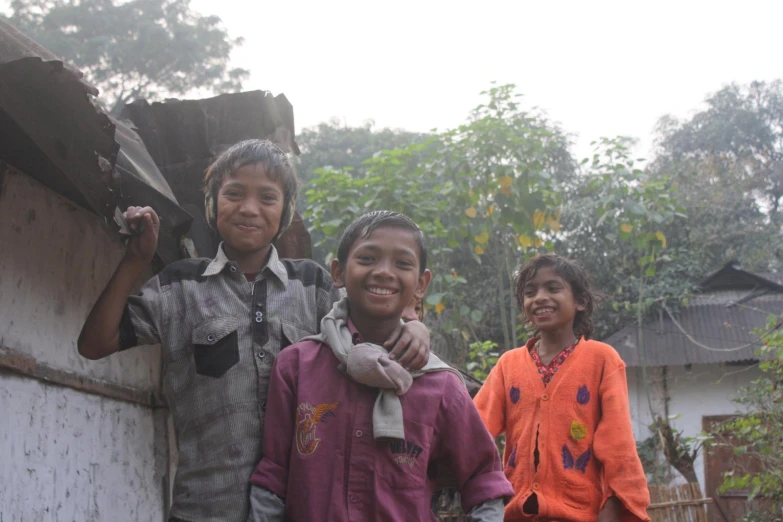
[
  {"xmin": 605, "ymin": 266, "xmax": 783, "ymax": 367},
  {"xmin": 0, "ymin": 20, "xmax": 192, "ymax": 265}
]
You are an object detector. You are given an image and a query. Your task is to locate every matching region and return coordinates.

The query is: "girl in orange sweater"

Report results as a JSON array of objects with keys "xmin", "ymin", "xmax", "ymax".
[{"xmin": 474, "ymin": 254, "xmax": 650, "ymax": 522}]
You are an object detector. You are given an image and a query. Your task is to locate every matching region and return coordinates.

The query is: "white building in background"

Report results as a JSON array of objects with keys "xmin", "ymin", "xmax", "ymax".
[{"xmin": 605, "ymin": 263, "xmax": 782, "ymax": 516}]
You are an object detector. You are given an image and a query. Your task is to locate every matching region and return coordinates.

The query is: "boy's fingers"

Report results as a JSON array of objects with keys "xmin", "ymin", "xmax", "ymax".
[
  {"xmin": 384, "ymin": 324, "xmax": 404, "ymax": 352},
  {"xmin": 394, "ymin": 339, "xmax": 419, "ymax": 368},
  {"xmin": 140, "ymin": 207, "xmax": 160, "ymax": 229},
  {"xmin": 405, "ymin": 345, "xmax": 426, "ymax": 371},
  {"xmin": 387, "ymin": 332, "xmax": 411, "ymax": 363},
  {"xmin": 410, "ymin": 352, "xmax": 428, "ymax": 372}
]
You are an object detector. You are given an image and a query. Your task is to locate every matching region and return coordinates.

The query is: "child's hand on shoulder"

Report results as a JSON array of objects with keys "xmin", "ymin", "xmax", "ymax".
[
  {"xmin": 122, "ymin": 206, "xmax": 160, "ymax": 266},
  {"xmin": 384, "ymin": 320, "xmax": 430, "ymax": 371}
]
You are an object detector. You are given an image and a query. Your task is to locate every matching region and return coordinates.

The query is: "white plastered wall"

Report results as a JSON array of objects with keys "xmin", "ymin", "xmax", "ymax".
[{"xmin": 0, "ymin": 168, "xmax": 169, "ymax": 521}]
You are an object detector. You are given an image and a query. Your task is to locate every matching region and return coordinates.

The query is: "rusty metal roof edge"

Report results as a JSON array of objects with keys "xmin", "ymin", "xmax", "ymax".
[{"xmin": 1, "ymin": 22, "xmax": 192, "ymax": 262}]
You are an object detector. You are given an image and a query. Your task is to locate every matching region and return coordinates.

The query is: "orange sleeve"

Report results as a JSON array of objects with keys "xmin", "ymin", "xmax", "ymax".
[
  {"xmin": 473, "ymin": 354, "xmax": 508, "ymax": 437},
  {"xmin": 592, "ymin": 363, "xmax": 651, "ymax": 522}
]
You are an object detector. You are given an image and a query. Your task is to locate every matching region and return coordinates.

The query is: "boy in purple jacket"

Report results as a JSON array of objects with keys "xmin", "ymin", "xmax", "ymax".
[{"xmin": 249, "ymin": 211, "xmax": 512, "ymax": 521}]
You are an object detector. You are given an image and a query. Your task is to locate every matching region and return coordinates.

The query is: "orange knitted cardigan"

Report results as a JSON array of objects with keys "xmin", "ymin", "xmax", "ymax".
[{"xmin": 474, "ymin": 338, "xmax": 650, "ymax": 522}]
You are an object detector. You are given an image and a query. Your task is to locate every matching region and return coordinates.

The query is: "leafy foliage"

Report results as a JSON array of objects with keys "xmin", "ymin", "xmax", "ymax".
[
  {"xmin": 651, "ymin": 81, "xmax": 783, "ymax": 272},
  {"xmin": 295, "ymin": 120, "xmax": 429, "ymax": 187},
  {"xmin": 466, "ymin": 340, "xmax": 499, "ymax": 381},
  {"xmin": 558, "ymin": 137, "xmax": 690, "ymax": 340},
  {"xmin": 4, "ymin": 0, "xmax": 249, "ymax": 113},
  {"xmin": 710, "ymin": 313, "xmax": 783, "ymax": 518}
]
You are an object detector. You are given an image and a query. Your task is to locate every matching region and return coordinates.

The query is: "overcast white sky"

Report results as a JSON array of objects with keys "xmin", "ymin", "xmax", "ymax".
[
  {"xmin": 186, "ymin": 0, "xmax": 783, "ymax": 160},
  {"xmin": 5, "ymin": 0, "xmax": 782, "ymax": 160}
]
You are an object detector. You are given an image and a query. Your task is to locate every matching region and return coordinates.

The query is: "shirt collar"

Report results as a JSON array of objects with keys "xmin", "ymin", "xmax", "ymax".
[
  {"xmin": 346, "ymin": 317, "xmax": 364, "ymax": 345},
  {"xmin": 201, "ymin": 242, "xmax": 289, "ymax": 286}
]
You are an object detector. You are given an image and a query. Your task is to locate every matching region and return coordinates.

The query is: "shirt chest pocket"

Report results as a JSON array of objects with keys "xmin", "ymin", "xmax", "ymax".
[
  {"xmin": 378, "ymin": 420, "xmax": 433, "ymax": 490},
  {"xmin": 192, "ymin": 317, "xmax": 239, "ymax": 378}
]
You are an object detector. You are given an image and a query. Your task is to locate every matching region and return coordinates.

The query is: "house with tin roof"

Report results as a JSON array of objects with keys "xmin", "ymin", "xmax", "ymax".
[{"xmin": 604, "ymin": 262, "xmax": 783, "ymax": 519}]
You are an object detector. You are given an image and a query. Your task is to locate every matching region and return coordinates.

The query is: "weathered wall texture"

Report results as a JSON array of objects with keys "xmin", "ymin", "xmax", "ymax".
[
  {"xmin": 627, "ymin": 363, "xmax": 760, "ymax": 491},
  {"xmin": 0, "ymin": 373, "xmax": 165, "ymax": 521},
  {"xmin": 0, "ymin": 168, "xmax": 168, "ymax": 520},
  {"xmin": 0, "ymin": 168, "xmax": 161, "ymax": 390}
]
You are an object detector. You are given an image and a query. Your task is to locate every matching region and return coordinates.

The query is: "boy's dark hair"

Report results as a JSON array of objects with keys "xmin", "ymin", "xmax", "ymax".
[
  {"xmin": 514, "ymin": 253, "xmax": 599, "ymax": 340},
  {"xmin": 337, "ymin": 211, "xmax": 428, "ymax": 274},
  {"xmin": 203, "ymin": 139, "xmax": 300, "ymax": 240}
]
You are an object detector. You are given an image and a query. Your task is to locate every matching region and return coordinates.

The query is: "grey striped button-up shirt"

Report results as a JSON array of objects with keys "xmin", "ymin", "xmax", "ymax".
[{"xmin": 119, "ymin": 244, "xmax": 342, "ymax": 522}]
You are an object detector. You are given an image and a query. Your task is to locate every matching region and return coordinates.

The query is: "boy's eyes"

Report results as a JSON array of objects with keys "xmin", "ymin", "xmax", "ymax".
[{"xmin": 354, "ymin": 255, "xmax": 415, "ymax": 268}]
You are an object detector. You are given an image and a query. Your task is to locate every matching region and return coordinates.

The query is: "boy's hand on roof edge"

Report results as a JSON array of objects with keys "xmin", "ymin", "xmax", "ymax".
[
  {"xmin": 123, "ymin": 206, "xmax": 160, "ymax": 266},
  {"xmin": 385, "ymin": 320, "xmax": 430, "ymax": 371}
]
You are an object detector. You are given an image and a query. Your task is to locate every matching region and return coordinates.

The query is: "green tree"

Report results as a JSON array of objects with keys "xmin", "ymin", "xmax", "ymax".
[
  {"xmin": 559, "ymin": 137, "xmax": 694, "ymax": 340},
  {"xmin": 650, "ymin": 81, "xmax": 783, "ymax": 272},
  {"xmin": 296, "ymin": 119, "xmax": 429, "ymax": 186},
  {"xmin": 4, "ymin": 0, "xmax": 249, "ymax": 113},
  {"xmin": 294, "ymin": 120, "xmax": 430, "ymax": 262}
]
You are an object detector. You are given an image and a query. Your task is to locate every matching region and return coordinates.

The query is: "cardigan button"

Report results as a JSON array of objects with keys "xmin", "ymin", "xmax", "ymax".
[
  {"xmin": 532, "ymin": 482, "xmax": 540, "ymax": 490},
  {"xmin": 542, "ymin": 393, "xmax": 549, "ymax": 401}
]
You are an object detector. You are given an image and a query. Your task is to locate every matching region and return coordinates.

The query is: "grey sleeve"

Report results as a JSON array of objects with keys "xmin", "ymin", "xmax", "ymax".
[
  {"xmin": 247, "ymin": 485, "xmax": 285, "ymax": 522},
  {"xmin": 120, "ymin": 275, "xmax": 164, "ymax": 350},
  {"xmin": 467, "ymin": 498, "xmax": 505, "ymax": 522}
]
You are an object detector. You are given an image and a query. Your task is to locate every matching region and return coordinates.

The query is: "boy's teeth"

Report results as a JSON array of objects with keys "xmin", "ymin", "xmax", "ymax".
[{"xmin": 368, "ymin": 287, "xmax": 394, "ymax": 296}]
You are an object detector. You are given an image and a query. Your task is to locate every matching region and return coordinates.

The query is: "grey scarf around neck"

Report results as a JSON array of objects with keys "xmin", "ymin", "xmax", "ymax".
[{"xmin": 303, "ymin": 298, "xmax": 463, "ymax": 441}]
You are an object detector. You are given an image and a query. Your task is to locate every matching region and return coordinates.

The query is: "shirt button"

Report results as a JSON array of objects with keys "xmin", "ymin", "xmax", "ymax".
[
  {"xmin": 256, "ymin": 311, "xmax": 263, "ymax": 318},
  {"xmin": 255, "ymin": 316, "xmax": 263, "ymax": 323},
  {"xmin": 542, "ymin": 393, "xmax": 549, "ymax": 401},
  {"xmin": 207, "ymin": 334, "xmax": 215, "ymax": 342},
  {"xmin": 256, "ymin": 301, "xmax": 264, "ymax": 307},
  {"xmin": 355, "ymin": 430, "xmax": 363, "ymax": 438},
  {"xmin": 532, "ymin": 482, "xmax": 540, "ymax": 490},
  {"xmin": 262, "ymin": 401, "xmax": 267, "ymax": 411},
  {"xmin": 257, "ymin": 352, "xmax": 265, "ymax": 359},
  {"xmin": 229, "ymin": 266, "xmax": 237, "ymax": 273},
  {"xmin": 349, "ymin": 494, "xmax": 357, "ymax": 503}
]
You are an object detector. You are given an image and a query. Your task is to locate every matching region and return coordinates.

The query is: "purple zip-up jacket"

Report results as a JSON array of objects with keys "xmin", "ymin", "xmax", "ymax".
[{"xmin": 250, "ymin": 328, "xmax": 512, "ymax": 521}]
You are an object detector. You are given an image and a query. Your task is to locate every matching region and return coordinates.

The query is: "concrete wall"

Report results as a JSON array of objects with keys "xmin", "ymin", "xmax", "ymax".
[
  {"xmin": 0, "ymin": 168, "xmax": 168, "ymax": 521},
  {"xmin": 627, "ymin": 362, "xmax": 761, "ymax": 491}
]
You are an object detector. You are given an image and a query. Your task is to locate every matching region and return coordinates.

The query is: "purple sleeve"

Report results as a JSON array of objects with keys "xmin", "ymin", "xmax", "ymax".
[
  {"xmin": 432, "ymin": 374, "xmax": 514, "ymax": 512},
  {"xmin": 250, "ymin": 349, "xmax": 299, "ymax": 499}
]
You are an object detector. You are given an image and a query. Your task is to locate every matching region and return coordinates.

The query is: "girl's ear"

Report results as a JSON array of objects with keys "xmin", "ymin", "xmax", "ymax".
[
  {"xmin": 575, "ymin": 293, "xmax": 587, "ymax": 312},
  {"xmin": 330, "ymin": 259, "xmax": 346, "ymax": 289}
]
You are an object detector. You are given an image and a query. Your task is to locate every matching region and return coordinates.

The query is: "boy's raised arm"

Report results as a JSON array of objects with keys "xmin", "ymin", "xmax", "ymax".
[{"xmin": 77, "ymin": 206, "xmax": 159, "ymax": 360}]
